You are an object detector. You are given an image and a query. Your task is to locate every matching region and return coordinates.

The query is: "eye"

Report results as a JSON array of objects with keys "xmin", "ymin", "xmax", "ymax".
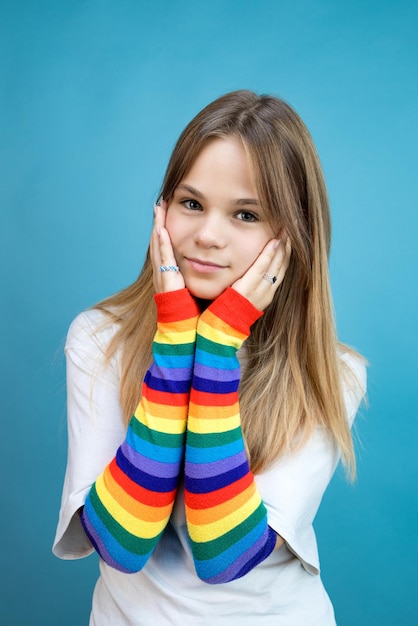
[
  {"xmin": 236, "ymin": 210, "xmax": 258, "ymax": 223},
  {"xmin": 182, "ymin": 199, "xmax": 202, "ymax": 211}
]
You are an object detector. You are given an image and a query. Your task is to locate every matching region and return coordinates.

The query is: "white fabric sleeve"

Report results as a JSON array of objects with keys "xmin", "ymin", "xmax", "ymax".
[
  {"xmin": 52, "ymin": 310, "xmax": 126, "ymax": 560},
  {"xmin": 255, "ymin": 351, "xmax": 366, "ymax": 575}
]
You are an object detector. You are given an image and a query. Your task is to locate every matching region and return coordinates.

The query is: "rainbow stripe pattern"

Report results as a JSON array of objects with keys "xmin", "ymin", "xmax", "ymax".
[
  {"xmin": 184, "ymin": 288, "xmax": 277, "ymax": 583},
  {"xmin": 81, "ymin": 289, "xmax": 199, "ymax": 573}
]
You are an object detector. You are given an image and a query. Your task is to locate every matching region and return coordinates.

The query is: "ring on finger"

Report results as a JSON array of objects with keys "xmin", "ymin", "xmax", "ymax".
[
  {"xmin": 159, "ymin": 265, "xmax": 179, "ymax": 272},
  {"xmin": 263, "ymin": 273, "xmax": 277, "ymax": 284}
]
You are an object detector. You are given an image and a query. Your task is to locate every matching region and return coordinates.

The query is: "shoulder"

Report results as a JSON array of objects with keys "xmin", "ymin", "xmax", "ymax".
[
  {"xmin": 65, "ymin": 309, "xmax": 122, "ymax": 380},
  {"xmin": 66, "ymin": 309, "xmax": 120, "ymax": 355},
  {"xmin": 338, "ymin": 349, "xmax": 367, "ymax": 426}
]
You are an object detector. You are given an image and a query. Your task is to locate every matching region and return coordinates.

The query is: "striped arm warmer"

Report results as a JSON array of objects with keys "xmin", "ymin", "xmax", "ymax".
[
  {"xmin": 184, "ymin": 288, "xmax": 277, "ymax": 584},
  {"xmin": 81, "ymin": 289, "xmax": 199, "ymax": 573}
]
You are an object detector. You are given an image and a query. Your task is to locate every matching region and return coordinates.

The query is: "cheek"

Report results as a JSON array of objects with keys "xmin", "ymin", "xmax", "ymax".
[
  {"xmin": 240, "ymin": 234, "xmax": 271, "ymax": 267},
  {"xmin": 165, "ymin": 211, "xmax": 181, "ymax": 247}
]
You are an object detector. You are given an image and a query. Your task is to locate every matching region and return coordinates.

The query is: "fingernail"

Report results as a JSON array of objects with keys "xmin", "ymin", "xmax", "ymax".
[
  {"xmin": 273, "ymin": 239, "xmax": 281, "ymax": 249},
  {"xmin": 156, "ymin": 196, "xmax": 163, "ymax": 206}
]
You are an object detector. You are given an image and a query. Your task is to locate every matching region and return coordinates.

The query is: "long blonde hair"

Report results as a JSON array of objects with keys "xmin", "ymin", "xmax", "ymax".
[{"xmin": 96, "ymin": 90, "xmax": 357, "ymax": 476}]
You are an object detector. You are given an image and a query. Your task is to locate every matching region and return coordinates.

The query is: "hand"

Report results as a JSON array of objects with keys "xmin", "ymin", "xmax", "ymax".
[
  {"xmin": 231, "ymin": 232, "xmax": 291, "ymax": 311},
  {"xmin": 150, "ymin": 201, "xmax": 185, "ymax": 293}
]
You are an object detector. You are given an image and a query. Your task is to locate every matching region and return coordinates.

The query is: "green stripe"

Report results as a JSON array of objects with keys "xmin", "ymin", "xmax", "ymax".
[
  {"xmin": 187, "ymin": 426, "xmax": 242, "ymax": 448},
  {"xmin": 196, "ymin": 335, "xmax": 237, "ymax": 358},
  {"xmin": 189, "ymin": 503, "xmax": 266, "ymax": 560},
  {"xmin": 153, "ymin": 341, "xmax": 195, "ymax": 356},
  {"xmin": 89, "ymin": 485, "xmax": 160, "ymax": 555},
  {"xmin": 130, "ymin": 418, "xmax": 184, "ymax": 448}
]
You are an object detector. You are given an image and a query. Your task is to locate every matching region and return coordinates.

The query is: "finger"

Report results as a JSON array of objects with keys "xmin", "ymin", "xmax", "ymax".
[
  {"xmin": 232, "ymin": 238, "xmax": 290, "ymax": 310},
  {"xmin": 265, "ymin": 236, "xmax": 291, "ymax": 283},
  {"xmin": 154, "ymin": 200, "xmax": 167, "ymax": 232}
]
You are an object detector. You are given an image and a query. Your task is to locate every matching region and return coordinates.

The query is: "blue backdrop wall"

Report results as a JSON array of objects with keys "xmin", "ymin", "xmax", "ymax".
[{"xmin": 1, "ymin": 1, "xmax": 417, "ymax": 624}]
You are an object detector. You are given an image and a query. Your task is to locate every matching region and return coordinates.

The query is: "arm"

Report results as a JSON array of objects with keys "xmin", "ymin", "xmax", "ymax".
[
  {"xmin": 80, "ymin": 288, "xmax": 199, "ymax": 572},
  {"xmin": 81, "ymin": 203, "xmax": 198, "ymax": 572},
  {"xmin": 184, "ymin": 287, "xmax": 278, "ymax": 583}
]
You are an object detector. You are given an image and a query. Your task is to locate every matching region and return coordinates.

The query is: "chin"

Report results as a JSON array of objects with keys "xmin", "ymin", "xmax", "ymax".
[{"xmin": 186, "ymin": 281, "xmax": 226, "ymax": 301}]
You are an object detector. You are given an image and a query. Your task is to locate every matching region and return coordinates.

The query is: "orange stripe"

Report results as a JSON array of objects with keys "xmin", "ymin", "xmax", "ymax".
[
  {"xmin": 140, "ymin": 397, "xmax": 187, "ymax": 421},
  {"xmin": 188, "ymin": 402, "xmax": 238, "ymax": 420},
  {"xmin": 103, "ymin": 465, "xmax": 171, "ymax": 522},
  {"xmin": 201, "ymin": 310, "xmax": 246, "ymax": 340}
]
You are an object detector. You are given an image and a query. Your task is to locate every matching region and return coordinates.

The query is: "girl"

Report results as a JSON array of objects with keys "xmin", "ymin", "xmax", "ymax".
[{"xmin": 53, "ymin": 90, "xmax": 366, "ymax": 625}]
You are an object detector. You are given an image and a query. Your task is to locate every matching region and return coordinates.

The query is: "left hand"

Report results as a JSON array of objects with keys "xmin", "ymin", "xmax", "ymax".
[{"xmin": 232, "ymin": 233, "xmax": 291, "ymax": 311}]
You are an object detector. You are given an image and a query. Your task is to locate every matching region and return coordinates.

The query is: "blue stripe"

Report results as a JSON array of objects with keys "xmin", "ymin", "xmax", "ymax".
[
  {"xmin": 191, "ymin": 374, "xmax": 238, "ymax": 394},
  {"xmin": 193, "ymin": 517, "xmax": 268, "ymax": 579},
  {"xmin": 185, "ymin": 439, "xmax": 244, "ymax": 464},
  {"xmin": 82, "ymin": 497, "xmax": 152, "ymax": 573},
  {"xmin": 194, "ymin": 347, "xmax": 238, "ymax": 370},
  {"xmin": 144, "ymin": 370, "xmax": 190, "ymax": 394},
  {"xmin": 153, "ymin": 353, "xmax": 195, "ymax": 369},
  {"xmin": 116, "ymin": 448, "xmax": 178, "ymax": 492},
  {"xmin": 126, "ymin": 428, "xmax": 183, "ymax": 464}
]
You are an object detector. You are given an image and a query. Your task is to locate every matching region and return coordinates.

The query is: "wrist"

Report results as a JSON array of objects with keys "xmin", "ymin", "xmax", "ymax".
[
  {"xmin": 154, "ymin": 289, "xmax": 200, "ymax": 324},
  {"xmin": 203, "ymin": 287, "xmax": 263, "ymax": 336}
]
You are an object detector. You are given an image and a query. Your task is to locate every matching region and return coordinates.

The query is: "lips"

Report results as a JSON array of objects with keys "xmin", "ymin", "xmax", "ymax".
[{"xmin": 185, "ymin": 257, "xmax": 227, "ymax": 273}]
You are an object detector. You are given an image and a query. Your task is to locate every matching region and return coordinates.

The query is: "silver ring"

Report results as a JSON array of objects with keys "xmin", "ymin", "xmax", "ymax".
[
  {"xmin": 263, "ymin": 273, "xmax": 277, "ymax": 284},
  {"xmin": 159, "ymin": 265, "xmax": 179, "ymax": 272}
]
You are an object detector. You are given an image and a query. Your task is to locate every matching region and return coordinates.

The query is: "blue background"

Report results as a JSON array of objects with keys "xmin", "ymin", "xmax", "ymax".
[{"xmin": 1, "ymin": 1, "xmax": 417, "ymax": 624}]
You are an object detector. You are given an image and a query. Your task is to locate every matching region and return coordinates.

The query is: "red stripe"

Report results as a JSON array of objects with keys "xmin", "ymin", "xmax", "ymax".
[
  {"xmin": 109, "ymin": 459, "xmax": 175, "ymax": 506},
  {"xmin": 208, "ymin": 288, "xmax": 263, "ymax": 333},
  {"xmin": 185, "ymin": 472, "xmax": 253, "ymax": 509},
  {"xmin": 142, "ymin": 384, "xmax": 189, "ymax": 406},
  {"xmin": 191, "ymin": 389, "xmax": 237, "ymax": 406}
]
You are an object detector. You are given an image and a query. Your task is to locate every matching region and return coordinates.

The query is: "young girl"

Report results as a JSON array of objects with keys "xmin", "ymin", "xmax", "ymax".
[{"xmin": 53, "ymin": 90, "xmax": 366, "ymax": 625}]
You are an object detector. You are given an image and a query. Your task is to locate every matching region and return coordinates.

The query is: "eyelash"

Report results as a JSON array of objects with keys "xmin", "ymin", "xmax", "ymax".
[
  {"xmin": 236, "ymin": 210, "xmax": 258, "ymax": 223},
  {"xmin": 180, "ymin": 200, "xmax": 259, "ymax": 223},
  {"xmin": 182, "ymin": 199, "xmax": 202, "ymax": 211}
]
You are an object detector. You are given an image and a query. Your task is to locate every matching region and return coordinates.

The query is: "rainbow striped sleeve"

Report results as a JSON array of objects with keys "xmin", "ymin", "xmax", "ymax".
[
  {"xmin": 184, "ymin": 288, "xmax": 277, "ymax": 584},
  {"xmin": 81, "ymin": 288, "xmax": 199, "ymax": 573}
]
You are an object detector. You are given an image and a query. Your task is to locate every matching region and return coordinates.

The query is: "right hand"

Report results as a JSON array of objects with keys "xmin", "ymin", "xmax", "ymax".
[{"xmin": 150, "ymin": 200, "xmax": 186, "ymax": 293}]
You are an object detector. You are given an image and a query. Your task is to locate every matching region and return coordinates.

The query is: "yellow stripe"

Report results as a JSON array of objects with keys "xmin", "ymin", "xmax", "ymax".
[
  {"xmin": 187, "ymin": 491, "xmax": 262, "ymax": 542},
  {"xmin": 187, "ymin": 413, "xmax": 240, "ymax": 434},
  {"xmin": 95, "ymin": 474, "xmax": 167, "ymax": 538},
  {"xmin": 131, "ymin": 406, "xmax": 186, "ymax": 435},
  {"xmin": 199, "ymin": 320, "xmax": 245, "ymax": 349},
  {"xmin": 143, "ymin": 413, "xmax": 187, "ymax": 434},
  {"xmin": 155, "ymin": 328, "xmax": 197, "ymax": 344}
]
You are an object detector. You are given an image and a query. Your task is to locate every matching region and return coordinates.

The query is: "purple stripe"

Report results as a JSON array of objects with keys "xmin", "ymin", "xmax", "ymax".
[
  {"xmin": 120, "ymin": 441, "xmax": 180, "ymax": 478},
  {"xmin": 185, "ymin": 450, "xmax": 247, "ymax": 478},
  {"xmin": 193, "ymin": 362, "xmax": 240, "ymax": 382},
  {"xmin": 185, "ymin": 461, "xmax": 248, "ymax": 493},
  {"xmin": 81, "ymin": 511, "xmax": 131, "ymax": 573},
  {"xmin": 149, "ymin": 362, "xmax": 191, "ymax": 381},
  {"xmin": 206, "ymin": 528, "xmax": 270, "ymax": 584}
]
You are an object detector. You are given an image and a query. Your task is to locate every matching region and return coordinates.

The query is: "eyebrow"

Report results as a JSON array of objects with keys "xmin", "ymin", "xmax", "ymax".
[{"xmin": 176, "ymin": 183, "xmax": 260, "ymax": 206}]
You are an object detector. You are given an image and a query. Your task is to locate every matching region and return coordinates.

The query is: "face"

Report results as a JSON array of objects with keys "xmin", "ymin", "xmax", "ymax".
[{"xmin": 165, "ymin": 136, "xmax": 276, "ymax": 300}]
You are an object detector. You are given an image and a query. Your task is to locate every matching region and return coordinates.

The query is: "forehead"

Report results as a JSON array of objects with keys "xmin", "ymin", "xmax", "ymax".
[{"xmin": 181, "ymin": 136, "xmax": 257, "ymax": 193}]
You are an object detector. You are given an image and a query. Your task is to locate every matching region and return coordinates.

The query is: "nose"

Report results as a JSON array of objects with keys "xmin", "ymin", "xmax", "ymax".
[{"xmin": 193, "ymin": 213, "xmax": 227, "ymax": 249}]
